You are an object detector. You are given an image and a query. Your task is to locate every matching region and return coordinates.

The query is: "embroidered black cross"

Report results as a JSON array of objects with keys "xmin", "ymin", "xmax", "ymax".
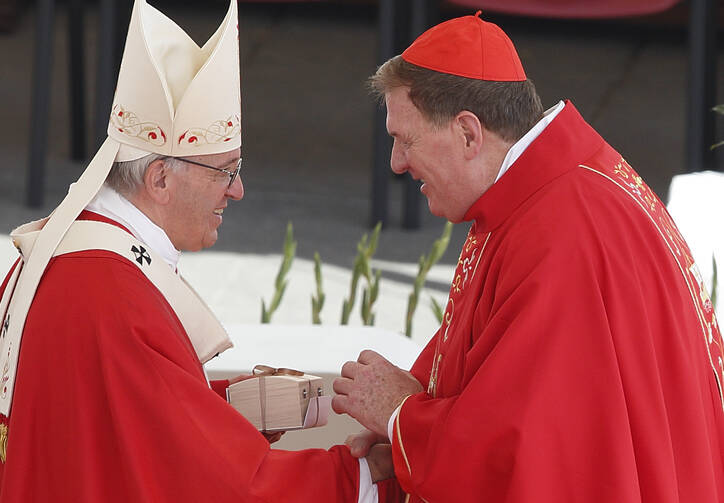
[
  {"xmin": 1, "ymin": 316, "xmax": 8, "ymax": 339},
  {"xmin": 131, "ymin": 245, "xmax": 151, "ymax": 266}
]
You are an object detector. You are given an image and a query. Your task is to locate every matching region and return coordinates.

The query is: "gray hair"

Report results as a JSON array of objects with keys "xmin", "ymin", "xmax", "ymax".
[
  {"xmin": 369, "ymin": 55, "xmax": 543, "ymax": 143},
  {"xmin": 105, "ymin": 153, "xmax": 182, "ymax": 197}
]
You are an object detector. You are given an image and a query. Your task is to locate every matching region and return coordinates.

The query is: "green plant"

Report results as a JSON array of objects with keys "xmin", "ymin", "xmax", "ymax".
[
  {"xmin": 712, "ymin": 105, "xmax": 724, "ymax": 150},
  {"xmin": 712, "ymin": 254, "xmax": 718, "ymax": 310},
  {"xmin": 405, "ymin": 221, "xmax": 453, "ymax": 338},
  {"xmin": 430, "ymin": 296, "xmax": 444, "ymax": 324},
  {"xmin": 341, "ymin": 222, "xmax": 382, "ymax": 325},
  {"xmin": 261, "ymin": 222, "xmax": 297, "ymax": 323},
  {"xmin": 361, "ymin": 269, "xmax": 381, "ymax": 325},
  {"xmin": 311, "ymin": 252, "xmax": 325, "ymax": 324}
]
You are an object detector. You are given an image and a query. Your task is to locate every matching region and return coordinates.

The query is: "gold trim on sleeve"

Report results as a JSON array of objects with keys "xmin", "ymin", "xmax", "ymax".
[
  {"xmin": 394, "ymin": 395, "xmax": 413, "ymax": 476},
  {"xmin": 0, "ymin": 423, "xmax": 8, "ymax": 463}
]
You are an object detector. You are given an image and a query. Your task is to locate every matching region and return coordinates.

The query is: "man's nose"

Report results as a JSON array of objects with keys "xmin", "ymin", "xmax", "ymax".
[
  {"xmin": 226, "ymin": 176, "xmax": 244, "ymax": 200},
  {"xmin": 390, "ymin": 142, "xmax": 407, "ymax": 175}
]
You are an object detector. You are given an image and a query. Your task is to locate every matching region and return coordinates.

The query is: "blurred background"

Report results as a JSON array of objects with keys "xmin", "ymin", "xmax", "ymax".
[{"xmin": 1, "ymin": 0, "xmax": 724, "ymax": 340}]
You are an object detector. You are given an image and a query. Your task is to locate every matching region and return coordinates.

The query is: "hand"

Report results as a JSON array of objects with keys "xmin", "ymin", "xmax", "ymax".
[
  {"xmin": 332, "ymin": 350, "xmax": 423, "ymax": 437},
  {"xmin": 366, "ymin": 444, "xmax": 395, "ymax": 483},
  {"xmin": 262, "ymin": 431, "xmax": 285, "ymax": 444},
  {"xmin": 346, "ymin": 428, "xmax": 389, "ymax": 458},
  {"xmin": 228, "ymin": 373, "xmax": 254, "ymax": 385}
]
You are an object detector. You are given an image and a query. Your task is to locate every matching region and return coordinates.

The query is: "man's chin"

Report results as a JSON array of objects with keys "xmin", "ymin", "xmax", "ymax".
[
  {"xmin": 427, "ymin": 199, "xmax": 445, "ymax": 219},
  {"xmin": 428, "ymin": 201, "xmax": 463, "ymax": 223},
  {"xmin": 201, "ymin": 232, "xmax": 219, "ymax": 250}
]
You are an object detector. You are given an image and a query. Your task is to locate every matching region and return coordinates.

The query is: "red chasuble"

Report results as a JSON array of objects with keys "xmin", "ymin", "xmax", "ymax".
[
  {"xmin": 391, "ymin": 102, "xmax": 724, "ymax": 502},
  {"xmin": 0, "ymin": 212, "xmax": 396, "ymax": 502}
]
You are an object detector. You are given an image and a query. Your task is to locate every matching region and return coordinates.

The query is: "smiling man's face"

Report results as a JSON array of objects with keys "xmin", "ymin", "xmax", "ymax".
[
  {"xmin": 385, "ymin": 87, "xmax": 475, "ymax": 223},
  {"xmin": 163, "ymin": 148, "xmax": 243, "ymax": 251}
]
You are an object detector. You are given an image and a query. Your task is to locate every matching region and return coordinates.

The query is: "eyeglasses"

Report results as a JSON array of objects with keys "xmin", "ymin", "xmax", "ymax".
[{"xmin": 174, "ymin": 157, "xmax": 242, "ymax": 189}]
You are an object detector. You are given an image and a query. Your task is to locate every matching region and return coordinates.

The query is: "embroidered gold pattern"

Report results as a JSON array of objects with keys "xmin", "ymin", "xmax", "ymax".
[
  {"xmin": 460, "ymin": 248, "xmax": 479, "ymax": 290},
  {"xmin": 613, "ymin": 161, "xmax": 628, "ymax": 178},
  {"xmin": 426, "ymin": 227, "xmax": 491, "ymax": 397},
  {"xmin": 442, "ymin": 299, "xmax": 454, "ymax": 342},
  {"xmin": 428, "ymin": 353, "xmax": 443, "ymax": 396},
  {"xmin": 580, "ymin": 159, "xmax": 724, "ymax": 410},
  {"xmin": 394, "ymin": 396, "xmax": 413, "ymax": 476},
  {"xmin": 0, "ymin": 342, "xmax": 11, "ymax": 399},
  {"xmin": 109, "ymin": 105, "xmax": 166, "ymax": 146},
  {"xmin": 0, "ymin": 423, "xmax": 7, "ymax": 463},
  {"xmin": 612, "ymin": 158, "xmax": 658, "ymax": 212},
  {"xmin": 452, "ymin": 274, "xmax": 462, "ymax": 294},
  {"xmin": 464, "ymin": 235, "xmax": 478, "ymax": 253},
  {"xmin": 178, "ymin": 115, "xmax": 240, "ymax": 146}
]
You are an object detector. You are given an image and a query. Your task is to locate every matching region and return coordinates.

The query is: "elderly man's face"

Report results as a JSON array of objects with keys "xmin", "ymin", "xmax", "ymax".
[
  {"xmin": 385, "ymin": 87, "xmax": 471, "ymax": 222},
  {"xmin": 164, "ymin": 148, "xmax": 243, "ymax": 251}
]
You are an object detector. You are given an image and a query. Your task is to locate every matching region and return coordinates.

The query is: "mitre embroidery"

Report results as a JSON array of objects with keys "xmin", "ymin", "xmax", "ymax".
[
  {"xmin": 178, "ymin": 115, "xmax": 240, "ymax": 146},
  {"xmin": 110, "ymin": 105, "xmax": 167, "ymax": 146}
]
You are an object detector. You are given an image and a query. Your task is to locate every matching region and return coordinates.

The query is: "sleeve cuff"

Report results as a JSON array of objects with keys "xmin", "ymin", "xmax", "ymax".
[
  {"xmin": 387, "ymin": 403, "xmax": 403, "ymax": 442},
  {"xmin": 357, "ymin": 457, "xmax": 379, "ymax": 503}
]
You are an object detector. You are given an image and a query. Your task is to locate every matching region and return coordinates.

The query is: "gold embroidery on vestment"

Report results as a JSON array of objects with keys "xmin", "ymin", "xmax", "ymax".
[
  {"xmin": 452, "ymin": 275, "xmax": 462, "ymax": 294},
  {"xmin": 0, "ymin": 342, "xmax": 11, "ymax": 399},
  {"xmin": 442, "ymin": 299, "xmax": 454, "ymax": 342},
  {"xmin": 579, "ymin": 161, "xmax": 724, "ymax": 410},
  {"xmin": 0, "ymin": 423, "xmax": 8, "ymax": 463},
  {"xmin": 428, "ymin": 354, "xmax": 443, "ymax": 397},
  {"xmin": 464, "ymin": 235, "xmax": 478, "ymax": 253},
  {"xmin": 394, "ymin": 396, "xmax": 413, "ymax": 476}
]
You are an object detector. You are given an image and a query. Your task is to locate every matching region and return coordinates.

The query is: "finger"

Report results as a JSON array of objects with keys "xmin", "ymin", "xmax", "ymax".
[
  {"xmin": 345, "ymin": 430, "xmax": 370, "ymax": 449},
  {"xmin": 345, "ymin": 428, "xmax": 373, "ymax": 445},
  {"xmin": 348, "ymin": 437, "xmax": 372, "ymax": 458},
  {"xmin": 344, "ymin": 434, "xmax": 363, "ymax": 456},
  {"xmin": 331, "ymin": 394, "xmax": 349, "ymax": 415},
  {"xmin": 340, "ymin": 360, "xmax": 361, "ymax": 379},
  {"xmin": 263, "ymin": 431, "xmax": 283, "ymax": 444},
  {"xmin": 332, "ymin": 376, "xmax": 354, "ymax": 396},
  {"xmin": 358, "ymin": 349, "xmax": 383, "ymax": 365}
]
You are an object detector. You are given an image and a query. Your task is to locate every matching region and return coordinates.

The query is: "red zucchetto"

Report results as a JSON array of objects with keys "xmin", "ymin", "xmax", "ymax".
[{"xmin": 401, "ymin": 11, "xmax": 526, "ymax": 81}]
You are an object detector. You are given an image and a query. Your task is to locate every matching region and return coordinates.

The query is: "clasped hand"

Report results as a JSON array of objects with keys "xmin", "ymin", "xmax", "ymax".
[{"xmin": 332, "ymin": 350, "xmax": 423, "ymax": 437}]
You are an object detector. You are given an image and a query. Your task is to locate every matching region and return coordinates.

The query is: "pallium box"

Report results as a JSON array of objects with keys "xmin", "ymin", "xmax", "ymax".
[{"xmin": 227, "ymin": 372, "xmax": 330, "ymax": 432}]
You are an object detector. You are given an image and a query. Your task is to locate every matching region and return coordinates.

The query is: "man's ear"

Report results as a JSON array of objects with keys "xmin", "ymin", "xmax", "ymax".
[
  {"xmin": 143, "ymin": 158, "xmax": 172, "ymax": 205},
  {"xmin": 456, "ymin": 111, "xmax": 483, "ymax": 160}
]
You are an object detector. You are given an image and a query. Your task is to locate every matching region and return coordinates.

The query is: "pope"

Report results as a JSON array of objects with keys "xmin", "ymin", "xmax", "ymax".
[{"xmin": 0, "ymin": 1, "xmax": 402, "ymax": 501}]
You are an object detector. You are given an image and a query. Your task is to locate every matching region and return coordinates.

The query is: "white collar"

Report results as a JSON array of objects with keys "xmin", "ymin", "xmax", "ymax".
[
  {"xmin": 494, "ymin": 100, "xmax": 566, "ymax": 183},
  {"xmin": 86, "ymin": 185, "xmax": 181, "ymax": 269}
]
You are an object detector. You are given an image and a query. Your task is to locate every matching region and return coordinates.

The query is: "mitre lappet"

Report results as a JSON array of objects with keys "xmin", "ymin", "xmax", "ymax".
[{"xmin": 0, "ymin": 0, "xmax": 242, "ymax": 415}]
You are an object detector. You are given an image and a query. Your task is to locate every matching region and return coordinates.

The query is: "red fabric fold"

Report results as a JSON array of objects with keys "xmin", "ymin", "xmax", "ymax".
[
  {"xmin": 391, "ymin": 101, "xmax": 724, "ymax": 502},
  {"xmin": 0, "ymin": 217, "xmax": 361, "ymax": 502}
]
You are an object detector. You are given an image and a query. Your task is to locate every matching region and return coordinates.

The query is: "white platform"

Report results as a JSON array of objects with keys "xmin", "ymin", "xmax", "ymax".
[{"xmin": 205, "ymin": 324, "xmax": 422, "ymax": 378}]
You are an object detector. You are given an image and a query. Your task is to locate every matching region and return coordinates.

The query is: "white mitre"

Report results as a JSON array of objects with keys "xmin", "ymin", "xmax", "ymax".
[
  {"xmin": 0, "ymin": 0, "xmax": 241, "ymax": 416},
  {"xmin": 110, "ymin": 0, "xmax": 241, "ymax": 160}
]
